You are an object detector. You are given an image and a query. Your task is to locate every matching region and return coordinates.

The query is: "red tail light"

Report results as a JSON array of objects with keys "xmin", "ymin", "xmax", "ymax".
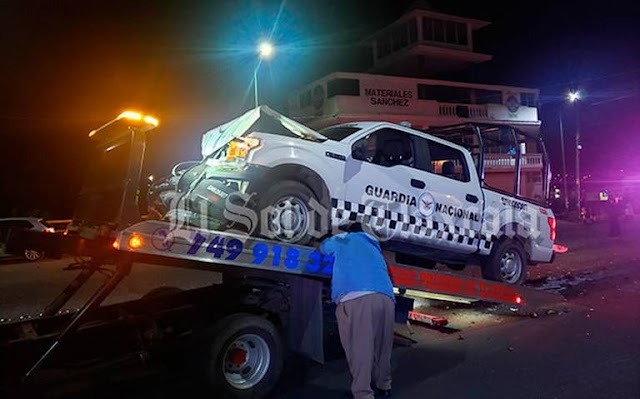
[{"xmin": 547, "ymin": 217, "xmax": 556, "ymax": 241}]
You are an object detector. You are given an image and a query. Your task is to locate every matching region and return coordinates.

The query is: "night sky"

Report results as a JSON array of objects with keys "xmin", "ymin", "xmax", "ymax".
[{"xmin": 1, "ymin": 0, "xmax": 639, "ymax": 218}]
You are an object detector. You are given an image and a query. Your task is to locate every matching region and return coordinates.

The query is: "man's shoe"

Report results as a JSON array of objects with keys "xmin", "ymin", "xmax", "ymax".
[{"xmin": 374, "ymin": 387, "xmax": 392, "ymax": 398}]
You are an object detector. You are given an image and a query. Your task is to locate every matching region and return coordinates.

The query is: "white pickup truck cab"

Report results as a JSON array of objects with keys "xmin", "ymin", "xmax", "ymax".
[{"xmin": 151, "ymin": 106, "xmax": 556, "ymax": 285}]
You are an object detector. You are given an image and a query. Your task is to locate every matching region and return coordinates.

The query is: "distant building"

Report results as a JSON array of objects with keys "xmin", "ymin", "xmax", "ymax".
[
  {"xmin": 287, "ymin": 5, "xmax": 547, "ymax": 202},
  {"xmin": 288, "ymin": 7, "xmax": 540, "ymax": 134}
]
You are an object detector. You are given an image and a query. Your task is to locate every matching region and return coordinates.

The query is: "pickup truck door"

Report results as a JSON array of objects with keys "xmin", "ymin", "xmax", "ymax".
[
  {"xmin": 340, "ymin": 128, "xmax": 418, "ymax": 241},
  {"xmin": 415, "ymin": 136, "xmax": 485, "ymax": 254},
  {"xmin": 340, "ymin": 127, "xmax": 484, "ymax": 254}
]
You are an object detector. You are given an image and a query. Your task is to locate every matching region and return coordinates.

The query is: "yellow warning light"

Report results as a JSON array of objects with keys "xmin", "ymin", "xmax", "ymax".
[
  {"xmin": 117, "ymin": 111, "xmax": 143, "ymax": 121},
  {"xmin": 112, "ymin": 239, "xmax": 120, "ymax": 250},
  {"xmin": 128, "ymin": 234, "xmax": 143, "ymax": 250},
  {"xmin": 143, "ymin": 115, "xmax": 159, "ymax": 127},
  {"xmin": 88, "ymin": 111, "xmax": 160, "ymax": 137}
]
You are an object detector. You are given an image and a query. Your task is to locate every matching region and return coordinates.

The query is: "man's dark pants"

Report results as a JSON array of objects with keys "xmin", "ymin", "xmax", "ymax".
[{"xmin": 336, "ymin": 293, "xmax": 395, "ymax": 399}]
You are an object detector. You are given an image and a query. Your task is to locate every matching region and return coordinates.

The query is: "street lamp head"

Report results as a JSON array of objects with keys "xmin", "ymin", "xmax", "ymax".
[
  {"xmin": 567, "ymin": 91, "xmax": 581, "ymax": 103},
  {"xmin": 257, "ymin": 41, "xmax": 275, "ymax": 60}
]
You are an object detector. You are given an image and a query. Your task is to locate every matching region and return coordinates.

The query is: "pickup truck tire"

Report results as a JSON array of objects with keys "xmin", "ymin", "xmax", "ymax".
[
  {"xmin": 481, "ymin": 239, "xmax": 527, "ymax": 285},
  {"xmin": 258, "ymin": 180, "xmax": 324, "ymax": 245},
  {"xmin": 201, "ymin": 313, "xmax": 283, "ymax": 399},
  {"xmin": 23, "ymin": 249, "xmax": 44, "ymax": 262}
]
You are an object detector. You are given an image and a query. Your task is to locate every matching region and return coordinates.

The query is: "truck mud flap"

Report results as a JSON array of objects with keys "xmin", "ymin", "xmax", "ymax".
[{"xmin": 286, "ymin": 276, "xmax": 324, "ymax": 364}]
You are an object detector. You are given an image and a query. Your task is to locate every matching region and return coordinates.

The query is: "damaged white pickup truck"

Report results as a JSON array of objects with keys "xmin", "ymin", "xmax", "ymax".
[{"xmin": 148, "ymin": 106, "xmax": 556, "ymax": 285}]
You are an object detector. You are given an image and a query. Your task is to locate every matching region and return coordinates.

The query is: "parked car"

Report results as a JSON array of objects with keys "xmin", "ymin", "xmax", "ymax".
[{"xmin": 0, "ymin": 218, "xmax": 54, "ymax": 261}]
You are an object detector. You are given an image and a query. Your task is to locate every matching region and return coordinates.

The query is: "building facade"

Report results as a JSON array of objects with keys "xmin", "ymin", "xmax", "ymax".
[
  {"xmin": 288, "ymin": 71, "xmax": 540, "ymax": 133},
  {"xmin": 288, "ymin": 8, "xmax": 540, "ymax": 133}
]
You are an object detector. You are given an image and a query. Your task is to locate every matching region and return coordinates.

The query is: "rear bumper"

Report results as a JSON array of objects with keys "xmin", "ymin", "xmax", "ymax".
[{"xmin": 5, "ymin": 229, "xmax": 115, "ymax": 258}]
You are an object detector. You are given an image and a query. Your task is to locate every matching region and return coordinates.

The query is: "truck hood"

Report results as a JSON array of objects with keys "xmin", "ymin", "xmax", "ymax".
[{"xmin": 201, "ymin": 105, "xmax": 327, "ymax": 158}]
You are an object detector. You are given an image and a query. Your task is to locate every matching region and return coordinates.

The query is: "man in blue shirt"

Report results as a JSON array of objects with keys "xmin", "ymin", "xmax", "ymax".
[{"xmin": 320, "ymin": 224, "xmax": 395, "ymax": 399}]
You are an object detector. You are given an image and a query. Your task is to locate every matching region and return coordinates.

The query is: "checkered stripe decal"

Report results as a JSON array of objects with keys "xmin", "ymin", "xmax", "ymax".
[{"xmin": 331, "ymin": 198, "xmax": 494, "ymax": 250}]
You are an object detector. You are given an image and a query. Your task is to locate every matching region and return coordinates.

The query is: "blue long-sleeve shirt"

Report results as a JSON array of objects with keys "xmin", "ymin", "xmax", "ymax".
[{"xmin": 320, "ymin": 232, "xmax": 395, "ymax": 304}]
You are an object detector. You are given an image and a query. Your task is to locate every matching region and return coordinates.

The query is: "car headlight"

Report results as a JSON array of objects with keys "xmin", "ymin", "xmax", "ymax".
[{"xmin": 226, "ymin": 138, "xmax": 261, "ymax": 161}]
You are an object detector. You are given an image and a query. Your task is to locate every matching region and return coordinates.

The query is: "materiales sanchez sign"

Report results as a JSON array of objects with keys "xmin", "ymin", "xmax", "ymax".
[{"xmin": 364, "ymin": 86, "xmax": 414, "ymax": 107}]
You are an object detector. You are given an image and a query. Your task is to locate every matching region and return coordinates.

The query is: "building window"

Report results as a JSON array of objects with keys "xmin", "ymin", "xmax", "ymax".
[
  {"xmin": 456, "ymin": 23, "xmax": 468, "ymax": 46},
  {"xmin": 422, "ymin": 17, "xmax": 468, "ymax": 46},
  {"xmin": 433, "ymin": 19, "xmax": 445, "ymax": 42},
  {"xmin": 376, "ymin": 36, "xmax": 393, "ymax": 59},
  {"xmin": 376, "ymin": 19, "xmax": 418, "ymax": 58},
  {"xmin": 392, "ymin": 24, "xmax": 409, "ymax": 51},
  {"xmin": 408, "ymin": 18, "xmax": 418, "ymax": 44},
  {"xmin": 445, "ymin": 22, "xmax": 457, "ymax": 45},
  {"xmin": 475, "ymin": 89, "xmax": 503, "ymax": 105},
  {"xmin": 417, "ymin": 84, "xmax": 471, "ymax": 103},
  {"xmin": 327, "ymin": 78, "xmax": 360, "ymax": 98},
  {"xmin": 423, "ymin": 17, "xmax": 433, "ymax": 41},
  {"xmin": 299, "ymin": 90, "xmax": 312, "ymax": 108},
  {"xmin": 377, "ymin": 19, "xmax": 418, "ymax": 58},
  {"xmin": 521, "ymin": 92, "xmax": 537, "ymax": 107}
]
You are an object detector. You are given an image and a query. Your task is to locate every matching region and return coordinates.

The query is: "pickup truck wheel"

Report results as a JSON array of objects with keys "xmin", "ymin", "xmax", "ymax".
[
  {"xmin": 202, "ymin": 314, "xmax": 283, "ymax": 399},
  {"xmin": 24, "ymin": 249, "xmax": 43, "ymax": 262},
  {"xmin": 258, "ymin": 180, "xmax": 323, "ymax": 245},
  {"xmin": 481, "ymin": 239, "xmax": 527, "ymax": 285}
]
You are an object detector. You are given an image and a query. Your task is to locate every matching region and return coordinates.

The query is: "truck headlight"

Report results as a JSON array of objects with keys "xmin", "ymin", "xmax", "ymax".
[{"xmin": 226, "ymin": 138, "xmax": 261, "ymax": 161}]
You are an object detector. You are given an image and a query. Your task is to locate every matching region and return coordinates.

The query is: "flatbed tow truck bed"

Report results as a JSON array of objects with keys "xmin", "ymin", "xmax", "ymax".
[{"xmin": 0, "ymin": 220, "xmax": 559, "ymax": 398}]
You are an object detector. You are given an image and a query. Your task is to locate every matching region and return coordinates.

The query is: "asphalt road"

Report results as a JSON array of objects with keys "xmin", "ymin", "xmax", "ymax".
[
  {"xmin": 276, "ymin": 219, "xmax": 640, "ymax": 399},
  {"xmin": 1, "ymin": 219, "xmax": 639, "ymax": 398}
]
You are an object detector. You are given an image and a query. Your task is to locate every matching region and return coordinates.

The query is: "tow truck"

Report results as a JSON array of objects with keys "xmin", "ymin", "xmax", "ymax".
[{"xmin": 1, "ymin": 109, "xmax": 558, "ymax": 398}]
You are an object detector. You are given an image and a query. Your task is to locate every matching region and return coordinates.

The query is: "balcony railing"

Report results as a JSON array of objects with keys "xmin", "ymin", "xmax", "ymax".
[
  {"xmin": 438, "ymin": 103, "xmax": 489, "ymax": 119},
  {"xmin": 484, "ymin": 153, "xmax": 543, "ymax": 169}
]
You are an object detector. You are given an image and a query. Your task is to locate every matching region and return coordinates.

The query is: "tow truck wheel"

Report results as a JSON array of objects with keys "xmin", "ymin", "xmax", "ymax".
[
  {"xmin": 258, "ymin": 180, "xmax": 323, "ymax": 245},
  {"xmin": 202, "ymin": 313, "xmax": 283, "ymax": 399},
  {"xmin": 481, "ymin": 239, "xmax": 527, "ymax": 285}
]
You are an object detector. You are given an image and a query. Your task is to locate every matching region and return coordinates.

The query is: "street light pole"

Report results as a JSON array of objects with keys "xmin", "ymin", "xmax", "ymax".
[
  {"xmin": 575, "ymin": 102, "xmax": 582, "ymax": 216},
  {"xmin": 567, "ymin": 90, "xmax": 582, "ymax": 219},
  {"xmin": 254, "ymin": 41, "xmax": 275, "ymax": 108},
  {"xmin": 254, "ymin": 63, "xmax": 260, "ymax": 108},
  {"xmin": 558, "ymin": 109, "xmax": 569, "ymax": 212}
]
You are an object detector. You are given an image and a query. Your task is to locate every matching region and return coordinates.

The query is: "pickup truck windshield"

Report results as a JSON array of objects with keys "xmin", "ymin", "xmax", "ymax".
[{"xmin": 318, "ymin": 126, "xmax": 362, "ymax": 141}]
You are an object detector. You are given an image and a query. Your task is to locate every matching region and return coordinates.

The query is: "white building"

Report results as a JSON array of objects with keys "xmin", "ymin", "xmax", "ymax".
[{"xmin": 287, "ymin": 8, "xmax": 541, "ymax": 134}]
